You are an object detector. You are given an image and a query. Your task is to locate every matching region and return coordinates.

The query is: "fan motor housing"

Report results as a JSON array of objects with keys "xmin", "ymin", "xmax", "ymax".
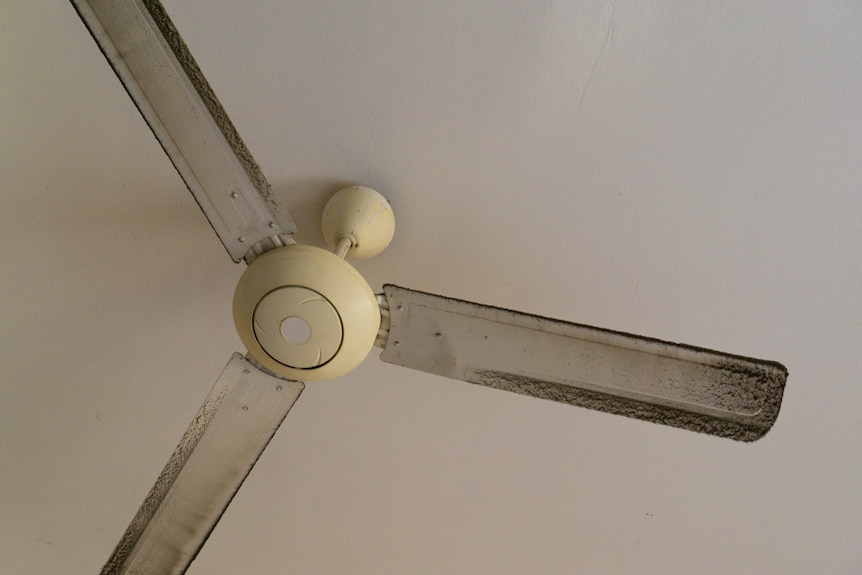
[{"xmin": 233, "ymin": 245, "xmax": 380, "ymax": 381}]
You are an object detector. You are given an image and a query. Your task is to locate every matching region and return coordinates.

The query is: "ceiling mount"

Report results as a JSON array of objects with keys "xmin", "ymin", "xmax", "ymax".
[{"xmin": 322, "ymin": 185, "xmax": 396, "ymax": 259}]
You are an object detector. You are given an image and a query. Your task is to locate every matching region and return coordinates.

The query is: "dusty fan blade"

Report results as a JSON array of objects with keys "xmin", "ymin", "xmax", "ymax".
[
  {"xmin": 70, "ymin": 0, "xmax": 296, "ymax": 262},
  {"xmin": 379, "ymin": 285, "xmax": 786, "ymax": 441},
  {"xmin": 101, "ymin": 353, "xmax": 303, "ymax": 575}
]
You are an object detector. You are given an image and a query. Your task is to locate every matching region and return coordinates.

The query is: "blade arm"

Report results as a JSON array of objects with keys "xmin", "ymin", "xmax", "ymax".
[
  {"xmin": 70, "ymin": 0, "xmax": 296, "ymax": 262},
  {"xmin": 379, "ymin": 285, "xmax": 787, "ymax": 442},
  {"xmin": 100, "ymin": 353, "xmax": 304, "ymax": 575}
]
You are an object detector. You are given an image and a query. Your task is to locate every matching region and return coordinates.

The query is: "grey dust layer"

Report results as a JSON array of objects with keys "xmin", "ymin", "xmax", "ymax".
[{"xmin": 380, "ymin": 285, "xmax": 787, "ymax": 442}]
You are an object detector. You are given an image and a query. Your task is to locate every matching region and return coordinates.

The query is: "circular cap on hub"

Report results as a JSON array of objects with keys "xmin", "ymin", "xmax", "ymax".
[{"xmin": 253, "ymin": 286, "xmax": 343, "ymax": 369}]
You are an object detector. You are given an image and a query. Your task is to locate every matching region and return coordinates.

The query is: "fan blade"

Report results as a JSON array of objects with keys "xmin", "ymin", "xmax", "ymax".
[
  {"xmin": 379, "ymin": 285, "xmax": 786, "ymax": 442},
  {"xmin": 101, "ymin": 353, "xmax": 303, "ymax": 575},
  {"xmin": 69, "ymin": 0, "xmax": 296, "ymax": 262}
]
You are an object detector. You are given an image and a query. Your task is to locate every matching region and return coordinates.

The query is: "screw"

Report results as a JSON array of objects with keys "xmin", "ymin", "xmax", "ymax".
[
  {"xmin": 230, "ymin": 191, "xmax": 238, "ymax": 198},
  {"xmin": 394, "ymin": 341, "xmax": 400, "ymax": 347},
  {"xmin": 269, "ymin": 222, "xmax": 276, "ymax": 228},
  {"xmin": 397, "ymin": 305, "xmax": 404, "ymax": 311},
  {"xmin": 242, "ymin": 405, "xmax": 249, "ymax": 412},
  {"xmin": 435, "ymin": 332, "xmax": 443, "ymax": 339},
  {"xmin": 238, "ymin": 236, "xmax": 246, "ymax": 242},
  {"xmin": 276, "ymin": 385, "xmax": 283, "ymax": 391}
]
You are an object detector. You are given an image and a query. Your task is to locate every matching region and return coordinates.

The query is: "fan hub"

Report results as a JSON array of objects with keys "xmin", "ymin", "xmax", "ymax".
[{"xmin": 233, "ymin": 245, "xmax": 380, "ymax": 380}]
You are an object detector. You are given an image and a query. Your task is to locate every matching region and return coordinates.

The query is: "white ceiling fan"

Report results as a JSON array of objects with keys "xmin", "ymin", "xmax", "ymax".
[{"xmin": 70, "ymin": 1, "xmax": 788, "ymax": 574}]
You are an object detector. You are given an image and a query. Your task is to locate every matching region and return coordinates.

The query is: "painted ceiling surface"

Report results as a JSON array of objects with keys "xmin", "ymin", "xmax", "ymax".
[{"xmin": 2, "ymin": 2, "xmax": 860, "ymax": 573}]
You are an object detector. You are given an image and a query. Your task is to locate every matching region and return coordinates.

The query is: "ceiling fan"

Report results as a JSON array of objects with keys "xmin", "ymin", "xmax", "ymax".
[{"xmin": 70, "ymin": 1, "xmax": 788, "ymax": 573}]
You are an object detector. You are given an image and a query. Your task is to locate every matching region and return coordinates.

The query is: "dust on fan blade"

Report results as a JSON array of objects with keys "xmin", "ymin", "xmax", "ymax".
[
  {"xmin": 101, "ymin": 354, "xmax": 303, "ymax": 575},
  {"xmin": 69, "ymin": 0, "xmax": 295, "ymax": 262},
  {"xmin": 379, "ymin": 285, "xmax": 786, "ymax": 442}
]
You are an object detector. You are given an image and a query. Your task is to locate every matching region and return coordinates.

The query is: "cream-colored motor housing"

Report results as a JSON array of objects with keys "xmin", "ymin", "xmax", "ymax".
[{"xmin": 233, "ymin": 245, "xmax": 380, "ymax": 381}]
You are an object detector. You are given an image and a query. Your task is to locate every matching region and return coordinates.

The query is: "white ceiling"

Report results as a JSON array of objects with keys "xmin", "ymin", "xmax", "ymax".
[{"xmin": 2, "ymin": 1, "xmax": 861, "ymax": 573}]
